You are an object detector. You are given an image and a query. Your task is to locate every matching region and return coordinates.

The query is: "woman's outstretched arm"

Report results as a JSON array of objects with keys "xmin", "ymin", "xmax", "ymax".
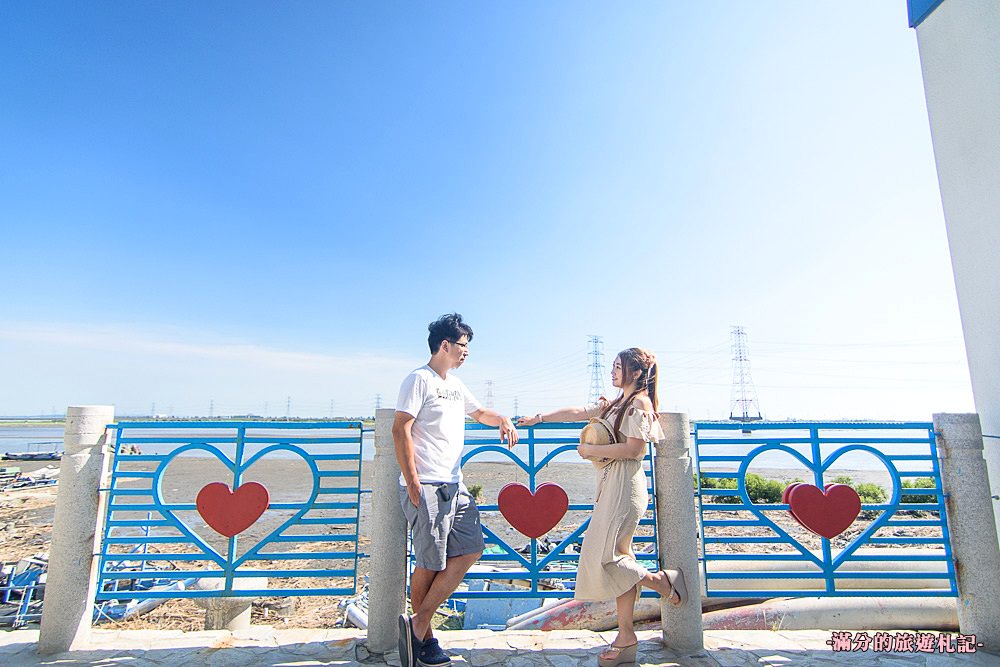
[{"xmin": 516, "ymin": 405, "xmax": 591, "ymax": 426}]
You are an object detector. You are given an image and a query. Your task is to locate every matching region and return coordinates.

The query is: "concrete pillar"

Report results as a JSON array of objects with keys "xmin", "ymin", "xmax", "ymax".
[
  {"xmin": 38, "ymin": 405, "xmax": 115, "ymax": 654},
  {"xmin": 190, "ymin": 577, "xmax": 269, "ymax": 631},
  {"xmin": 365, "ymin": 408, "xmax": 407, "ymax": 654},
  {"xmin": 933, "ymin": 413, "xmax": 1000, "ymax": 653},
  {"xmin": 653, "ymin": 412, "xmax": 703, "ymax": 652},
  {"xmin": 914, "ymin": 0, "xmax": 1000, "ymax": 543}
]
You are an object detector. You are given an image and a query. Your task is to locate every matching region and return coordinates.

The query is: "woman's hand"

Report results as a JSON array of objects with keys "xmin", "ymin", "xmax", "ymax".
[
  {"xmin": 516, "ymin": 413, "xmax": 542, "ymax": 427},
  {"xmin": 577, "ymin": 443, "xmax": 591, "ymax": 459}
]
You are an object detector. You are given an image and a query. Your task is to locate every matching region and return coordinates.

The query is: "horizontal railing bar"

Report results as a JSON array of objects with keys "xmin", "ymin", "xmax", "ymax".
[
  {"xmin": 114, "ymin": 421, "xmax": 363, "ymax": 429},
  {"xmin": 269, "ymin": 534, "xmax": 358, "ymax": 543},
  {"xmin": 106, "ymin": 520, "xmax": 174, "ymax": 528},
  {"xmin": 704, "ymin": 589, "xmax": 955, "ymax": 598},
  {"xmin": 249, "ymin": 552, "xmax": 358, "ymax": 560},
  {"xmin": 240, "ymin": 437, "xmax": 362, "ymax": 444},
  {"xmin": 703, "ymin": 554, "xmax": 813, "ymax": 561},
  {"xmin": 697, "ymin": 456, "xmax": 747, "ymax": 462},
  {"xmin": 706, "ymin": 571, "xmax": 952, "ymax": 580},
  {"xmin": 695, "ymin": 438, "xmax": 814, "ymax": 445},
  {"xmin": 96, "ymin": 586, "xmax": 357, "ymax": 600},
  {"xmin": 868, "ymin": 537, "xmax": 946, "ymax": 545},
  {"xmin": 99, "ymin": 571, "xmax": 222, "ymax": 580},
  {"xmin": 116, "ymin": 437, "xmax": 236, "ymax": 444},
  {"xmin": 704, "ymin": 537, "xmax": 783, "ymax": 544},
  {"xmin": 694, "ymin": 422, "xmax": 933, "ymax": 431},
  {"xmin": 848, "ymin": 554, "xmax": 951, "ymax": 561},
  {"xmin": 108, "ymin": 501, "xmax": 359, "ymax": 512},
  {"xmin": 104, "ymin": 536, "xmax": 192, "ymax": 544},
  {"xmin": 297, "ymin": 517, "xmax": 358, "ymax": 525},
  {"xmin": 100, "ymin": 554, "xmax": 215, "ymax": 562},
  {"xmin": 232, "ymin": 569, "xmax": 355, "ymax": 578},
  {"xmin": 884, "ymin": 520, "xmax": 943, "ymax": 527},
  {"xmin": 703, "ymin": 521, "xmax": 767, "ymax": 527}
]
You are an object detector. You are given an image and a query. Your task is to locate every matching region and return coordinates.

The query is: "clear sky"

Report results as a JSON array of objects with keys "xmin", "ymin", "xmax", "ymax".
[{"xmin": 0, "ymin": 2, "xmax": 974, "ymax": 420}]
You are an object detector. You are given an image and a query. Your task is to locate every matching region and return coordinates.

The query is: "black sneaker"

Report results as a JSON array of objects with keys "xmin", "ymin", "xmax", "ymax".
[
  {"xmin": 417, "ymin": 637, "xmax": 452, "ymax": 667},
  {"xmin": 398, "ymin": 614, "xmax": 422, "ymax": 667}
]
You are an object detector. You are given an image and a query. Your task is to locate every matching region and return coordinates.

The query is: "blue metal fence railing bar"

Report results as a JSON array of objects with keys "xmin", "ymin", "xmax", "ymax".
[
  {"xmin": 431, "ymin": 422, "xmax": 659, "ymax": 600},
  {"xmin": 693, "ymin": 421, "xmax": 957, "ymax": 598},
  {"xmin": 96, "ymin": 421, "xmax": 364, "ymax": 600}
]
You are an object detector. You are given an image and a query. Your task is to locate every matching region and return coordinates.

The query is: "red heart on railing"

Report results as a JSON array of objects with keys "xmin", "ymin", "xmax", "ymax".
[
  {"xmin": 785, "ymin": 483, "xmax": 861, "ymax": 539},
  {"xmin": 497, "ymin": 482, "xmax": 569, "ymax": 539},
  {"xmin": 196, "ymin": 481, "xmax": 270, "ymax": 537}
]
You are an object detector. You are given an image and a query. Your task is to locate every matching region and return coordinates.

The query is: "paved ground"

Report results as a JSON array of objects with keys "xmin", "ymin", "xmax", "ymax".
[{"xmin": 1, "ymin": 628, "xmax": 996, "ymax": 666}]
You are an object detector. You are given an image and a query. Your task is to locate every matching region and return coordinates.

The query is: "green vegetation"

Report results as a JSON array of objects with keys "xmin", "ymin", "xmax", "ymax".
[
  {"xmin": 466, "ymin": 482, "xmax": 484, "ymax": 503},
  {"xmin": 697, "ymin": 471, "xmax": 941, "ymax": 520},
  {"xmin": 744, "ymin": 473, "xmax": 786, "ymax": 504},
  {"xmin": 901, "ymin": 477, "xmax": 938, "ymax": 504},
  {"xmin": 697, "ymin": 475, "xmax": 739, "ymax": 503},
  {"xmin": 698, "ymin": 473, "xmax": 787, "ymax": 504}
]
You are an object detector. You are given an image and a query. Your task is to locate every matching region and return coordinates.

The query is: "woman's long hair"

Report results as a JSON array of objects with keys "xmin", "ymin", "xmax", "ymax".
[{"xmin": 600, "ymin": 347, "xmax": 659, "ymax": 439}]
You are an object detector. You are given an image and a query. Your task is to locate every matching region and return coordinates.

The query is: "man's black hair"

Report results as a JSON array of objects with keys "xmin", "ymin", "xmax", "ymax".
[{"xmin": 428, "ymin": 313, "xmax": 473, "ymax": 353}]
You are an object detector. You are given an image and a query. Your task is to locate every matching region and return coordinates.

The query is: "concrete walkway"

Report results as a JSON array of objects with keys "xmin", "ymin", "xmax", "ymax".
[{"xmin": 2, "ymin": 628, "xmax": 996, "ymax": 666}]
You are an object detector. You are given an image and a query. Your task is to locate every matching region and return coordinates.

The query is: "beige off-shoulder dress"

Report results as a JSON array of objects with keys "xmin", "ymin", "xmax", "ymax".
[{"xmin": 574, "ymin": 401, "xmax": 664, "ymax": 601}]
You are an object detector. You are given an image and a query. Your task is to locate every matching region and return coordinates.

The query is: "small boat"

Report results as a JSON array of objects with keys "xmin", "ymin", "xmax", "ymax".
[{"xmin": 2, "ymin": 452, "xmax": 61, "ymax": 461}]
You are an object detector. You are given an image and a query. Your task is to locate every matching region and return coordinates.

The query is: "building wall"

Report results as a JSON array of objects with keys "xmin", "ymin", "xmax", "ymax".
[{"xmin": 913, "ymin": 0, "xmax": 1000, "ymax": 538}]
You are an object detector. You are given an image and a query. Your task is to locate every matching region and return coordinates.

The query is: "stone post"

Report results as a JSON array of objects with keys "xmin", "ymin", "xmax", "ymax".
[
  {"xmin": 654, "ymin": 412, "xmax": 703, "ymax": 652},
  {"xmin": 366, "ymin": 408, "xmax": 407, "ymax": 654},
  {"xmin": 39, "ymin": 405, "xmax": 115, "ymax": 654},
  {"xmin": 190, "ymin": 576, "xmax": 269, "ymax": 631},
  {"xmin": 933, "ymin": 413, "xmax": 1000, "ymax": 653}
]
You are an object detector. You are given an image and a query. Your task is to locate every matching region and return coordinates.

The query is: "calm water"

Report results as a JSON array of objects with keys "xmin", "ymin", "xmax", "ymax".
[
  {"xmin": 0, "ymin": 423, "xmax": 934, "ymax": 473},
  {"xmin": 0, "ymin": 426, "xmax": 64, "ymax": 455}
]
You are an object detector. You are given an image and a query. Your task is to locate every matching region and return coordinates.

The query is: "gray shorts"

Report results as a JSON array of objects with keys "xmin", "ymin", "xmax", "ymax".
[{"xmin": 399, "ymin": 482, "xmax": 485, "ymax": 571}]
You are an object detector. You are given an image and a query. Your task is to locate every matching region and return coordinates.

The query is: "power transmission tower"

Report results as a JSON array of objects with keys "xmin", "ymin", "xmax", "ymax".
[
  {"xmin": 729, "ymin": 326, "xmax": 762, "ymax": 422},
  {"xmin": 375, "ymin": 394, "xmax": 382, "ymax": 411},
  {"xmin": 286, "ymin": 396, "xmax": 292, "ymax": 417},
  {"xmin": 209, "ymin": 400, "xmax": 214, "ymax": 418},
  {"xmin": 485, "ymin": 380, "xmax": 495, "ymax": 408},
  {"xmin": 513, "ymin": 396, "xmax": 519, "ymax": 417},
  {"xmin": 329, "ymin": 400, "xmax": 335, "ymax": 418},
  {"xmin": 588, "ymin": 335, "xmax": 606, "ymax": 403}
]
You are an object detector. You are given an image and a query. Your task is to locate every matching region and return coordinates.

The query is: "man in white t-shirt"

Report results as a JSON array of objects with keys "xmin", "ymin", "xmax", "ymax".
[{"xmin": 392, "ymin": 313, "xmax": 518, "ymax": 667}]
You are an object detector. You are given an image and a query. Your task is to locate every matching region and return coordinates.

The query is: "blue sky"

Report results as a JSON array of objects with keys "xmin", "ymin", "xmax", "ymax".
[{"xmin": 0, "ymin": 2, "xmax": 974, "ymax": 419}]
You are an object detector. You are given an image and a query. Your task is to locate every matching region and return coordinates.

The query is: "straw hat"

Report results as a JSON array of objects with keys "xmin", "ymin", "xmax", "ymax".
[{"xmin": 580, "ymin": 418, "xmax": 615, "ymax": 469}]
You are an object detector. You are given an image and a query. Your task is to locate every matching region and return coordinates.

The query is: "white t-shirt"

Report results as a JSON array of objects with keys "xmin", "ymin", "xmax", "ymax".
[{"xmin": 396, "ymin": 365, "xmax": 482, "ymax": 484}]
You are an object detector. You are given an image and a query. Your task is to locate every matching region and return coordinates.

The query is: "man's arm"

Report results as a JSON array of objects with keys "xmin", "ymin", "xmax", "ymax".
[
  {"xmin": 392, "ymin": 411, "xmax": 421, "ymax": 506},
  {"xmin": 469, "ymin": 408, "xmax": 519, "ymax": 448}
]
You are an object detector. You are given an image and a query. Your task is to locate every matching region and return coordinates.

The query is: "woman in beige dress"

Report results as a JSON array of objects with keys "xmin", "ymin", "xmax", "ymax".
[{"xmin": 518, "ymin": 347, "xmax": 687, "ymax": 667}]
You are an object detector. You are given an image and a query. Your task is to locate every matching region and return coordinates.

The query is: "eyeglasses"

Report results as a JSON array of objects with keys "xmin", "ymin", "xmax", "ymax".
[{"xmin": 449, "ymin": 340, "xmax": 469, "ymax": 349}]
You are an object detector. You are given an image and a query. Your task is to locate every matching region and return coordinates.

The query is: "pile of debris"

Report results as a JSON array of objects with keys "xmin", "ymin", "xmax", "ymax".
[
  {"xmin": 0, "ymin": 553, "xmax": 47, "ymax": 628},
  {"xmin": 0, "ymin": 466, "xmax": 59, "ymax": 492}
]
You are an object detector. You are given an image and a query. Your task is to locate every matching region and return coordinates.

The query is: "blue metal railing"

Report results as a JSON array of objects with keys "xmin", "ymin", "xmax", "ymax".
[
  {"xmin": 693, "ymin": 421, "xmax": 957, "ymax": 598},
  {"xmin": 423, "ymin": 422, "xmax": 660, "ymax": 599},
  {"xmin": 96, "ymin": 421, "xmax": 364, "ymax": 600}
]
